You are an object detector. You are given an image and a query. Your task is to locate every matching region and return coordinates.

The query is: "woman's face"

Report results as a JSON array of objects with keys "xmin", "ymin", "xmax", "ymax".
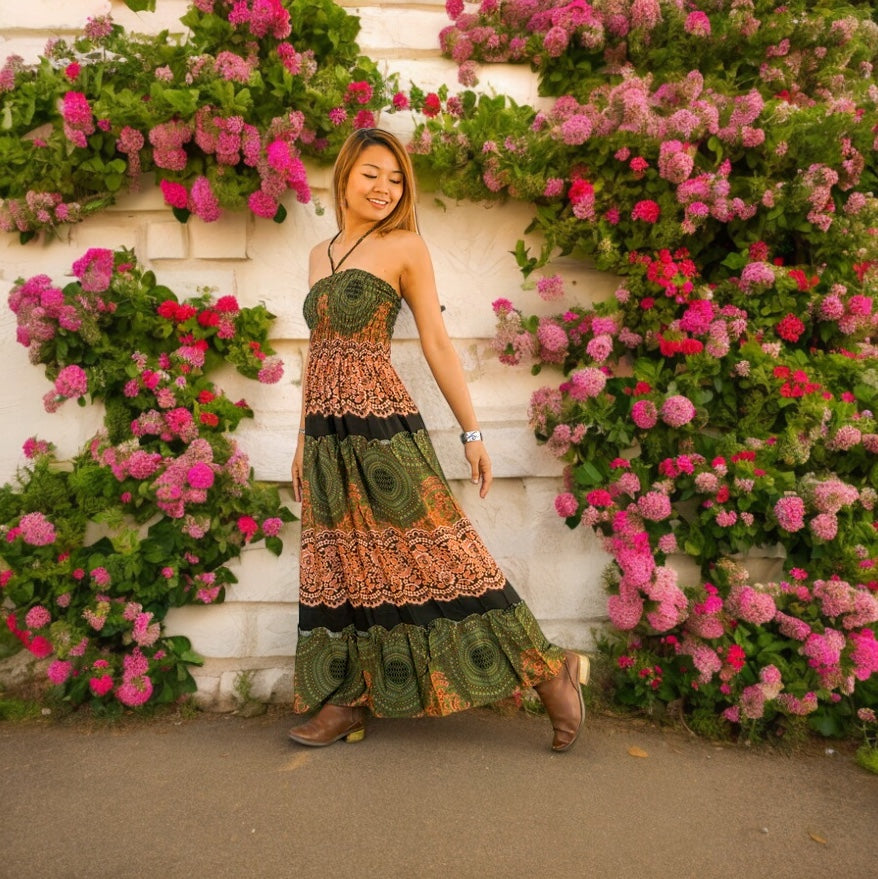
[{"xmin": 343, "ymin": 144, "xmax": 404, "ymax": 225}]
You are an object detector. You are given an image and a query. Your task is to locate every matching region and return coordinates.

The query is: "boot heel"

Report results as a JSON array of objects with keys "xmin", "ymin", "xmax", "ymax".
[
  {"xmin": 345, "ymin": 728, "xmax": 365, "ymax": 743},
  {"xmin": 575, "ymin": 653, "xmax": 591, "ymax": 686}
]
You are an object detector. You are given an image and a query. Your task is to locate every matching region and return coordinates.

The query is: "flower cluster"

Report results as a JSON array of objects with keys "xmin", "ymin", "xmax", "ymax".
[
  {"xmin": 0, "ymin": 0, "xmax": 385, "ymax": 236},
  {"xmin": 1, "ymin": 248, "xmax": 295, "ymax": 710}
]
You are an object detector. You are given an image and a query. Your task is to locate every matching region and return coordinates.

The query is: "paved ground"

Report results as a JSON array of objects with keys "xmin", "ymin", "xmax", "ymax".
[{"xmin": 1, "ymin": 706, "xmax": 876, "ymax": 879}]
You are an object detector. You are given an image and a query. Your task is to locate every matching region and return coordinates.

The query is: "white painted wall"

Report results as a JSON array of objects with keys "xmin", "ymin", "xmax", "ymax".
[{"xmin": 0, "ymin": 0, "xmax": 611, "ymax": 708}]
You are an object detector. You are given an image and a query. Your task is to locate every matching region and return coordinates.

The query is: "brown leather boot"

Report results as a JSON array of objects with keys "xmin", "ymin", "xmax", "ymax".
[
  {"xmin": 288, "ymin": 704, "xmax": 366, "ymax": 747},
  {"xmin": 534, "ymin": 650, "xmax": 590, "ymax": 752}
]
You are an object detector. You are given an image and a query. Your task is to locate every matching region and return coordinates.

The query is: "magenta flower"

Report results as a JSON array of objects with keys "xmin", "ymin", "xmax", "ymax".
[
  {"xmin": 189, "ymin": 176, "xmax": 222, "ymax": 222},
  {"xmin": 160, "ymin": 179, "xmax": 189, "ymax": 209},
  {"xmin": 262, "ymin": 517, "xmax": 283, "ymax": 537},
  {"xmin": 72, "ymin": 247, "xmax": 114, "ymax": 293},
  {"xmin": 186, "ymin": 462, "xmax": 215, "ymax": 489},
  {"xmin": 47, "ymin": 659, "xmax": 73, "ymax": 685},
  {"xmin": 18, "ymin": 512, "xmax": 56, "ymax": 546},
  {"xmin": 631, "ymin": 400, "xmax": 658, "ymax": 429},
  {"xmin": 248, "ymin": 189, "xmax": 279, "ymax": 218},
  {"xmin": 237, "ymin": 515, "xmax": 259, "ymax": 541},
  {"xmin": 54, "ymin": 364, "xmax": 88, "ymax": 399}
]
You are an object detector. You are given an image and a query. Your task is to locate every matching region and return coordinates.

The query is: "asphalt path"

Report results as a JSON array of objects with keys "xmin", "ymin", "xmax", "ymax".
[{"xmin": 1, "ymin": 707, "xmax": 876, "ymax": 879}]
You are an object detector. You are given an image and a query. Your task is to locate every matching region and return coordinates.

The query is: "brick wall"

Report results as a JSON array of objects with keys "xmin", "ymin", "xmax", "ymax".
[{"xmin": 0, "ymin": 0, "xmax": 611, "ymax": 708}]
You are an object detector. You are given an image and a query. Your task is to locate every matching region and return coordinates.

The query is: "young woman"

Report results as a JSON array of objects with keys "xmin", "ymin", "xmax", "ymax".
[{"xmin": 288, "ymin": 128, "xmax": 589, "ymax": 751}]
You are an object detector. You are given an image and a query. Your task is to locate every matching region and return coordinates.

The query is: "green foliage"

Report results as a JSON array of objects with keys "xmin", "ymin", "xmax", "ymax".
[
  {"xmin": 1, "ymin": 247, "xmax": 296, "ymax": 709},
  {"xmin": 0, "ymin": 0, "xmax": 385, "ymax": 235}
]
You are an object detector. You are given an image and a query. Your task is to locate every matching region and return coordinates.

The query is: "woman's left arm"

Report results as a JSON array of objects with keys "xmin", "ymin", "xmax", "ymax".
[{"xmin": 399, "ymin": 235, "xmax": 493, "ymax": 498}]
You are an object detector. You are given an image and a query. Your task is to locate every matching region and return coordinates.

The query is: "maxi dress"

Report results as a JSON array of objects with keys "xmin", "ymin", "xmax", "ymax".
[{"xmin": 292, "ymin": 261, "xmax": 565, "ymax": 718}]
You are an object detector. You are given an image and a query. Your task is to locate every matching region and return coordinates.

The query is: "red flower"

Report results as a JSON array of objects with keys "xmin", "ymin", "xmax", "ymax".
[
  {"xmin": 776, "ymin": 313, "xmax": 805, "ymax": 342},
  {"xmin": 423, "ymin": 93, "xmax": 442, "ymax": 117},
  {"xmin": 198, "ymin": 309, "xmax": 220, "ymax": 327},
  {"xmin": 237, "ymin": 516, "xmax": 259, "ymax": 542},
  {"xmin": 632, "ymin": 200, "xmax": 661, "ymax": 223},
  {"xmin": 198, "ymin": 390, "xmax": 216, "ymax": 404},
  {"xmin": 200, "ymin": 412, "xmax": 219, "ymax": 427},
  {"xmin": 64, "ymin": 62, "xmax": 81, "ymax": 81}
]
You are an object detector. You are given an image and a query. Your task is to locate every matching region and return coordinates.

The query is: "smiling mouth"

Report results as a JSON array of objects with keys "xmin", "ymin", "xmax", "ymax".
[{"xmin": 368, "ymin": 198, "xmax": 389, "ymax": 207}]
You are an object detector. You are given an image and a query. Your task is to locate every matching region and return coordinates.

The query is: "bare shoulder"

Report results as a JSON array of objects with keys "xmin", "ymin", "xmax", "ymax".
[
  {"xmin": 308, "ymin": 239, "xmax": 333, "ymax": 285},
  {"xmin": 382, "ymin": 229, "xmax": 431, "ymax": 272}
]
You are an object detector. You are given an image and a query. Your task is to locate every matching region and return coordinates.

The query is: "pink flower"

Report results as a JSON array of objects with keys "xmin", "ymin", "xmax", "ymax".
[
  {"xmin": 536, "ymin": 274, "xmax": 565, "ymax": 301},
  {"xmin": 25, "ymin": 605, "xmax": 52, "ymax": 629},
  {"xmin": 47, "ymin": 659, "xmax": 73, "ymax": 685},
  {"xmin": 586, "ymin": 334, "xmax": 613, "ymax": 363},
  {"xmin": 189, "ymin": 176, "xmax": 221, "ymax": 222},
  {"xmin": 684, "ymin": 11, "xmax": 711, "ymax": 37},
  {"xmin": 54, "ymin": 364, "xmax": 88, "ymax": 399},
  {"xmin": 607, "ymin": 594, "xmax": 644, "ymax": 630},
  {"xmin": 554, "ymin": 493, "xmax": 579, "ymax": 517},
  {"xmin": 660, "ymin": 395, "xmax": 696, "ymax": 428},
  {"xmin": 257, "ymin": 357, "xmax": 284, "ymax": 384},
  {"xmin": 72, "ymin": 248, "xmax": 114, "ymax": 293},
  {"xmin": 809, "ymin": 513, "xmax": 838, "ymax": 541},
  {"xmin": 631, "ymin": 400, "xmax": 658, "ymax": 429},
  {"xmin": 774, "ymin": 496, "xmax": 805, "ymax": 532},
  {"xmin": 17, "ymin": 512, "xmax": 56, "ymax": 546},
  {"xmin": 566, "ymin": 367, "xmax": 606, "ymax": 400},
  {"xmin": 248, "ymin": 189, "xmax": 279, "ymax": 218},
  {"xmin": 637, "ymin": 491, "xmax": 672, "ymax": 521},
  {"xmin": 262, "ymin": 517, "xmax": 283, "ymax": 537}
]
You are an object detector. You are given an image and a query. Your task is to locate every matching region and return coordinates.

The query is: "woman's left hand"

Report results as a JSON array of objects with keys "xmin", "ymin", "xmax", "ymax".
[{"xmin": 464, "ymin": 441, "xmax": 492, "ymax": 498}]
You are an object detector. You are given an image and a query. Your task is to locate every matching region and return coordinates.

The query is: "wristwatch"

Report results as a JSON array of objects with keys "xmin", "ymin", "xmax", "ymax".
[{"xmin": 460, "ymin": 430, "xmax": 483, "ymax": 444}]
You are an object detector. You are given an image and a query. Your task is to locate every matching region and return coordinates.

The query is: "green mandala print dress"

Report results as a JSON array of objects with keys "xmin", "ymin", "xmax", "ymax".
[{"xmin": 292, "ymin": 265, "xmax": 564, "ymax": 718}]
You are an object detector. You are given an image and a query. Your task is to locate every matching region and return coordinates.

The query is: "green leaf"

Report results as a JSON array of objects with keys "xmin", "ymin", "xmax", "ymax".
[{"xmin": 123, "ymin": 0, "xmax": 156, "ymax": 10}]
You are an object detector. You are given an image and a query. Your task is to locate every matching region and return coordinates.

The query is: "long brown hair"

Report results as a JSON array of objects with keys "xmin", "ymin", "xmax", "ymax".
[{"xmin": 332, "ymin": 128, "xmax": 419, "ymax": 234}]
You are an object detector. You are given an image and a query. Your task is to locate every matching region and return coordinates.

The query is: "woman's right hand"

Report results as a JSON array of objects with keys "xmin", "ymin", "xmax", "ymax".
[{"xmin": 291, "ymin": 437, "xmax": 305, "ymax": 503}]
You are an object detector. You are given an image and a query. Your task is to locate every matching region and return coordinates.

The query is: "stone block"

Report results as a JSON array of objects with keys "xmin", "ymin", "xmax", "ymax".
[
  {"xmin": 0, "ymin": 36, "xmax": 48, "ymax": 64},
  {"xmin": 108, "ymin": 175, "xmax": 169, "ymax": 213},
  {"xmin": 110, "ymin": 0, "xmax": 190, "ymax": 35},
  {"xmin": 163, "ymin": 604, "xmax": 253, "ymax": 658},
  {"xmin": 248, "ymin": 665, "xmax": 294, "ymax": 704},
  {"xmin": 252, "ymin": 603, "xmax": 299, "ymax": 657},
  {"xmin": 358, "ymin": 8, "xmax": 448, "ymax": 53},
  {"xmin": 0, "ymin": 0, "xmax": 106, "ymax": 31},
  {"xmin": 151, "ymin": 268, "xmax": 238, "ymax": 300},
  {"xmin": 70, "ymin": 222, "xmax": 139, "ymax": 254},
  {"xmin": 224, "ymin": 542, "xmax": 299, "ymax": 604},
  {"xmin": 146, "ymin": 221, "xmax": 188, "ymax": 261},
  {"xmin": 188, "ymin": 213, "xmax": 248, "ymax": 260}
]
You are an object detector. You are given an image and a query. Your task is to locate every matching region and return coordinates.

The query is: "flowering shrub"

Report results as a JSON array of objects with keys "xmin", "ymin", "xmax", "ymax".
[
  {"xmin": 464, "ymin": 1, "xmax": 878, "ymax": 739},
  {"xmin": 0, "ymin": 248, "xmax": 295, "ymax": 709},
  {"xmin": 0, "ymin": 0, "xmax": 385, "ymax": 238}
]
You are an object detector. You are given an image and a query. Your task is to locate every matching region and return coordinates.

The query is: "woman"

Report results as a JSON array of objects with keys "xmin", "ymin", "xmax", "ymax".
[{"xmin": 288, "ymin": 128, "xmax": 589, "ymax": 751}]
